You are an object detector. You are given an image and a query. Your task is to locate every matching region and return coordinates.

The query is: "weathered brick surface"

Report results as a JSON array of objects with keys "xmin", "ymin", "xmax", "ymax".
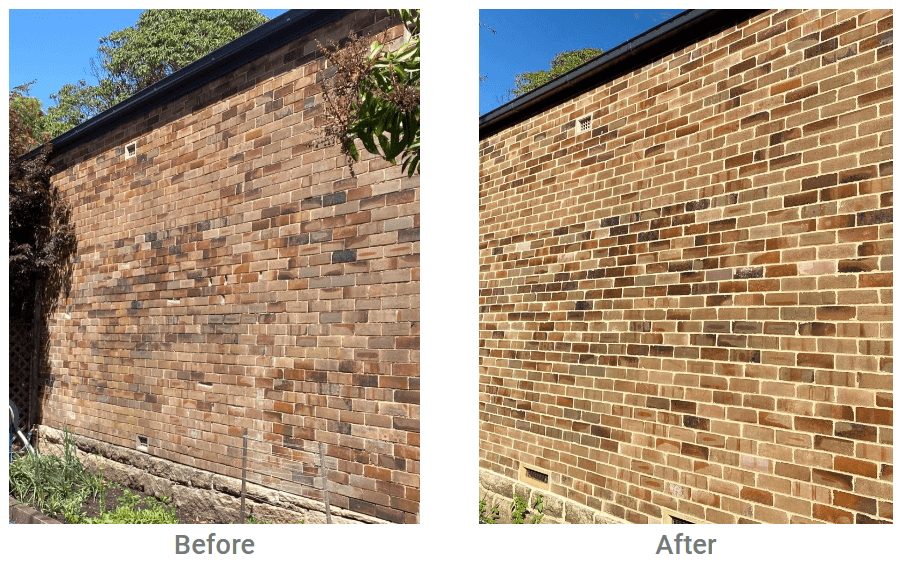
[
  {"xmin": 479, "ymin": 9, "xmax": 891, "ymax": 524},
  {"xmin": 41, "ymin": 10, "xmax": 419, "ymax": 523}
]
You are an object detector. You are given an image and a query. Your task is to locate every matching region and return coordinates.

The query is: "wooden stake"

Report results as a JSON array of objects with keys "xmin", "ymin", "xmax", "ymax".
[
  {"xmin": 319, "ymin": 441, "xmax": 332, "ymax": 524},
  {"xmin": 240, "ymin": 427, "xmax": 248, "ymax": 523}
]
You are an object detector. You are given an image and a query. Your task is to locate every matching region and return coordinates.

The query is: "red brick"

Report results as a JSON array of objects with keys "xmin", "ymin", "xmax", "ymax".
[
  {"xmin": 477, "ymin": 8, "xmax": 893, "ymax": 526},
  {"xmin": 37, "ymin": 9, "xmax": 419, "ymax": 524}
]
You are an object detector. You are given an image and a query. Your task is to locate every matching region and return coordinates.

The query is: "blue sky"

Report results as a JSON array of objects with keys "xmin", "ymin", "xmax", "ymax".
[
  {"xmin": 9, "ymin": 9, "xmax": 289, "ymax": 109},
  {"xmin": 480, "ymin": 9, "xmax": 685, "ymax": 115}
]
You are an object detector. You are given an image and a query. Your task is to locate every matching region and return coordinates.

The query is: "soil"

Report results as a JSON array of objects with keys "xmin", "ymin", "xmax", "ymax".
[{"xmin": 45, "ymin": 482, "xmax": 200, "ymax": 524}]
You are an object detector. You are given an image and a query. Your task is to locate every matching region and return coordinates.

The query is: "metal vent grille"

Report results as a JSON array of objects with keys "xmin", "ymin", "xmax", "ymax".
[
  {"xmin": 671, "ymin": 515, "xmax": 694, "ymax": 524},
  {"xmin": 125, "ymin": 142, "xmax": 137, "ymax": 158},
  {"xmin": 578, "ymin": 116, "xmax": 592, "ymax": 133},
  {"xmin": 525, "ymin": 467, "xmax": 549, "ymax": 484}
]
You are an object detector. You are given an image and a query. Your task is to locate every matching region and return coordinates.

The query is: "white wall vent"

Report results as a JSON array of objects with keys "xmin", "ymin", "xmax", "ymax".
[
  {"xmin": 578, "ymin": 115, "xmax": 592, "ymax": 133},
  {"xmin": 125, "ymin": 142, "xmax": 137, "ymax": 158}
]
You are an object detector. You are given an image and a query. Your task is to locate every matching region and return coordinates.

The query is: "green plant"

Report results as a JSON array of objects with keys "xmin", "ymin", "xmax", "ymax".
[
  {"xmin": 320, "ymin": 9, "xmax": 420, "ymax": 177},
  {"xmin": 479, "ymin": 498, "xmax": 499, "ymax": 524},
  {"xmin": 9, "ymin": 82, "xmax": 47, "ymax": 150},
  {"xmin": 481, "ymin": 493, "xmax": 544, "ymax": 524},
  {"xmin": 117, "ymin": 488, "xmax": 142, "ymax": 508},
  {"xmin": 8, "ymin": 429, "xmax": 178, "ymax": 524},
  {"xmin": 531, "ymin": 494, "xmax": 544, "ymax": 524},
  {"xmin": 83, "ymin": 491, "xmax": 179, "ymax": 524},
  {"xmin": 510, "ymin": 494, "xmax": 529, "ymax": 524},
  {"xmin": 508, "ymin": 48, "xmax": 604, "ymax": 99},
  {"xmin": 8, "ymin": 429, "xmax": 103, "ymax": 518}
]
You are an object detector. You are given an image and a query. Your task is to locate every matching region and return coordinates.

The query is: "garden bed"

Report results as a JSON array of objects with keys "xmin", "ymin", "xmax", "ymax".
[
  {"xmin": 9, "ymin": 431, "xmax": 191, "ymax": 524},
  {"xmin": 48, "ymin": 482, "xmax": 194, "ymax": 524},
  {"xmin": 10, "ymin": 433, "xmax": 287, "ymax": 524}
]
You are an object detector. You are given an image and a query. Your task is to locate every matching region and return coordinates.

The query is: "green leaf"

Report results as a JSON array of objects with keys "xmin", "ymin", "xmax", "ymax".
[
  {"xmin": 347, "ymin": 139, "xmax": 360, "ymax": 161},
  {"xmin": 325, "ymin": 9, "xmax": 420, "ymax": 176}
]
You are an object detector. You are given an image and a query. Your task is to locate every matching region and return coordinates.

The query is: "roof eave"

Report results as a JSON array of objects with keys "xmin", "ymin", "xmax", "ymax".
[
  {"xmin": 20, "ymin": 9, "xmax": 354, "ymax": 161},
  {"xmin": 479, "ymin": 9, "xmax": 768, "ymax": 140}
]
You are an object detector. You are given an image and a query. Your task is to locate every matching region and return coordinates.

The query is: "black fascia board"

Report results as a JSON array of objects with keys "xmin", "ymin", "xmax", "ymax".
[
  {"xmin": 22, "ymin": 9, "xmax": 354, "ymax": 161},
  {"xmin": 479, "ymin": 9, "xmax": 768, "ymax": 140}
]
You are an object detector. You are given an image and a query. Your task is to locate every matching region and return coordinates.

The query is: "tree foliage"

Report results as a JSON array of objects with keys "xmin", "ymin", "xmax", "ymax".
[
  {"xmin": 9, "ymin": 89, "xmax": 77, "ymax": 319},
  {"xmin": 42, "ymin": 9, "xmax": 269, "ymax": 138},
  {"xmin": 9, "ymin": 82, "xmax": 47, "ymax": 150},
  {"xmin": 96, "ymin": 9, "xmax": 269, "ymax": 94},
  {"xmin": 321, "ymin": 9, "xmax": 420, "ymax": 177},
  {"xmin": 40, "ymin": 80, "xmax": 104, "ymax": 139},
  {"xmin": 509, "ymin": 47, "xmax": 604, "ymax": 98}
]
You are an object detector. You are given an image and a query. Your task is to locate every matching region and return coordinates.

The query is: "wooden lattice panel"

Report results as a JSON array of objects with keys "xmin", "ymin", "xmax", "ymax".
[{"xmin": 9, "ymin": 322, "xmax": 33, "ymax": 427}]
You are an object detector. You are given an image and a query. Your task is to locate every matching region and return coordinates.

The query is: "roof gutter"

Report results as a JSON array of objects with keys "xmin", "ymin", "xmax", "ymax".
[
  {"xmin": 479, "ymin": 9, "xmax": 767, "ymax": 140},
  {"xmin": 22, "ymin": 8, "xmax": 354, "ymax": 161}
]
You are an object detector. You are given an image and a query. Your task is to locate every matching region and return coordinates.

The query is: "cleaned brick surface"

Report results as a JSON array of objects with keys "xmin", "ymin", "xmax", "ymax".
[
  {"xmin": 479, "ymin": 9, "xmax": 891, "ymax": 524},
  {"xmin": 42, "ymin": 10, "xmax": 419, "ymax": 523}
]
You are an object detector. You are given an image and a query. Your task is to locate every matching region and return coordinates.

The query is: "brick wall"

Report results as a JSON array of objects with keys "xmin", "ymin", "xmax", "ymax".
[
  {"xmin": 42, "ymin": 9, "xmax": 419, "ymax": 523},
  {"xmin": 479, "ymin": 9, "xmax": 891, "ymax": 524}
]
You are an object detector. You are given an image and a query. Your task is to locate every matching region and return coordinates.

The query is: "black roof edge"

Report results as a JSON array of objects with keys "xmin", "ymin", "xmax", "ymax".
[
  {"xmin": 479, "ymin": 9, "xmax": 768, "ymax": 140},
  {"xmin": 21, "ymin": 9, "xmax": 355, "ymax": 161}
]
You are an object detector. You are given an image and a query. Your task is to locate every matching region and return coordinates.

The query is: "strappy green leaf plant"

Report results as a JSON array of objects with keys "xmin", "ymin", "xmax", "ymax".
[{"xmin": 321, "ymin": 9, "xmax": 420, "ymax": 177}]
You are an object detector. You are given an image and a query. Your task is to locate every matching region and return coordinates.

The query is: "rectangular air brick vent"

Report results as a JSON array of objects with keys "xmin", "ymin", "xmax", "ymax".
[
  {"xmin": 136, "ymin": 435, "xmax": 148, "ymax": 452},
  {"xmin": 525, "ymin": 467, "xmax": 548, "ymax": 484},
  {"xmin": 125, "ymin": 142, "xmax": 137, "ymax": 158},
  {"xmin": 519, "ymin": 464, "xmax": 551, "ymax": 489},
  {"xmin": 578, "ymin": 115, "xmax": 592, "ymax": 133},
  {"xmin": 664, "ymin": 510, "xmax": 700, "ymax": 524}
]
